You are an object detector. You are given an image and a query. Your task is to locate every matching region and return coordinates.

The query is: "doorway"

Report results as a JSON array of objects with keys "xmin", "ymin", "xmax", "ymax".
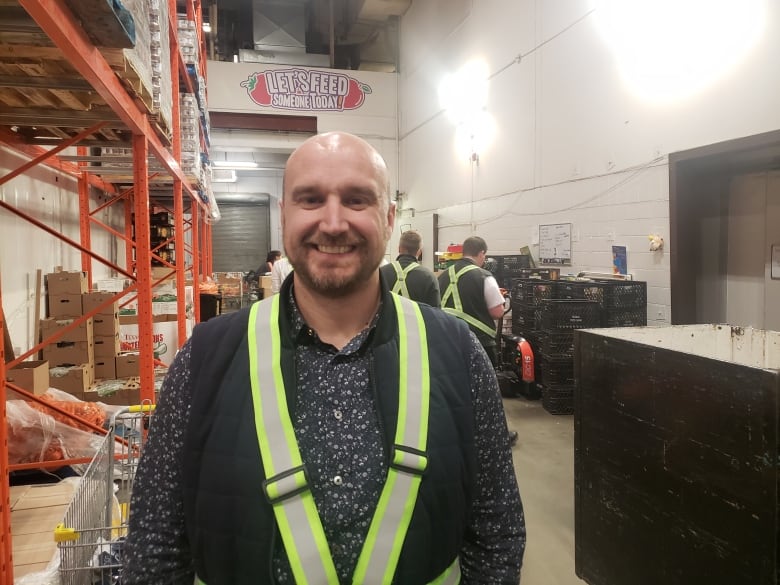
[{"xmin": 670, "ymin": 130, "xmax": 780, "ymax": 329}]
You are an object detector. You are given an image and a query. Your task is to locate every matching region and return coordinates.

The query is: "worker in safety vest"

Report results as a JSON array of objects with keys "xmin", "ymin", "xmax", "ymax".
[
  {"xmin": 438, "ymin": 237, "xmax": 519, "ymax": 447},
  {"xmin": 438, "ymin": 236, "xmax": 506, "ymax": 368},
  {"xmin": 380, "ymin": 229, "xmax": 440, "ymax": 307},
  {"xmin": 123, "ymin": 132, "xmax": 525, "ymax": 585}
]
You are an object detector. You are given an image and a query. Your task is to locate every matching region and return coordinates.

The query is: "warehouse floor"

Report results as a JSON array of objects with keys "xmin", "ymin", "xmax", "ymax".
[{"xmin": 504, "ymin": 396, "xmax": 586, "ymax": 585}]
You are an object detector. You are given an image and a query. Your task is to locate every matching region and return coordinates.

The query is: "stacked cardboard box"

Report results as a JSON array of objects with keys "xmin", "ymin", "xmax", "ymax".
[
  {"xmin": 44, "ymin": 272, "xmax": 94, "ymax": 396},
  {"xmin": 82, "ymin": 292, "xmax": 122, "ymax": 380},
  {"xmin": 5, "ymin": 360, "xmax": 49, "ymax": 395}
]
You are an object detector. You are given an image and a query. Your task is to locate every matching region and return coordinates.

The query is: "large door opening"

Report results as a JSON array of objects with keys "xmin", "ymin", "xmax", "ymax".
[{"xmin": 670, "ymin": 130, "xmax": 780, "ymax": 329}]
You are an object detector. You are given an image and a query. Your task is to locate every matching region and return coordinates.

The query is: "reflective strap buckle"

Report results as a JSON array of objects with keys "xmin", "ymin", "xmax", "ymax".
[
  {"xmin": 390, "ymin": 445, "xmax": 428, "ymax": 476},
  {"xmin": 262, "ymin": 464, "xmax": 310, "ymax": 505}
]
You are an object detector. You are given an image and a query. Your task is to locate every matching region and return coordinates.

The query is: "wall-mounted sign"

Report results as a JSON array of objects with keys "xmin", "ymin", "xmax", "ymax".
[
  {"xmin": 241, "ymin": 68, "xmax": 372, "ymax": 112},
  {"xmin": 539, "ymin": 223, "xmax": 572, "ymax": 265}
]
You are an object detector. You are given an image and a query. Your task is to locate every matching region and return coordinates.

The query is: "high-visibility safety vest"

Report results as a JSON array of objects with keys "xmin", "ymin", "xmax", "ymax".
[
  {"xmin": 440, "ymin": 264, "xmax": 497, "ymax": 338},
  {"xmin": 389, "ymin": 260, "xmax": 420, "ymax": 298},
  {"xmin": 208, "ymin": 292, "xmax": 461, "ymax": 585}
]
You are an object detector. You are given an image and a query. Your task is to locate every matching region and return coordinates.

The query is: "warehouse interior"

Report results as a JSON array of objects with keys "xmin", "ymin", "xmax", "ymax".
[{"xmin": 1, "ymin": 0, "xmax": 780, "ymax": 584}]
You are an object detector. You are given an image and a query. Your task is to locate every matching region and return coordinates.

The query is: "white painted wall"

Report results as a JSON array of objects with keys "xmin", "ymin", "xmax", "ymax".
[
  {"xmin": 1, "ymin": 148, "xmax": 124, "ymax": 353},
  {"xmin": 398, "ymin": 0, "xmax": 780, "ymax": 326}
]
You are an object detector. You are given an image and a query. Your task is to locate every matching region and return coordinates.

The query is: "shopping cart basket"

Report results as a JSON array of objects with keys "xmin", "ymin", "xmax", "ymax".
[{"xmin": 55, "ymin": 403, "xmax": 155, "ymax": 585}]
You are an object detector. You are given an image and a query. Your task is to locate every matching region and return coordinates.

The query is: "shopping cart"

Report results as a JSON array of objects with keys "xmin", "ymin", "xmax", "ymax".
[{"xmin": 54, "ymin": 403, "xmax": 155, "ymax": 585}]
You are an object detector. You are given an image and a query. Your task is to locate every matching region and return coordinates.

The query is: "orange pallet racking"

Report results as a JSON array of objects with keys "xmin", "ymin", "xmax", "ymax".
[{"xmin": 0, "ymin": 1, "xmax": 213, "ymax": 581}]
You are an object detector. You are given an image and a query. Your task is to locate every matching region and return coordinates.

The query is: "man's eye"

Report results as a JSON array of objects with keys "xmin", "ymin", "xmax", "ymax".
[
  {"xmin": 346, "ymin": 197, "xmax": 369, "ymax": 208},
  {"xmin": 299, "ymin": 195, "xmax": 322, "ymax": 207}
]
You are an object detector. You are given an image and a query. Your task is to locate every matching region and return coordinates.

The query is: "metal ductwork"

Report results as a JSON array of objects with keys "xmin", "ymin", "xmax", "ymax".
[{"xmin": 221, "ymin": 0, "xmax": 411, "ymax": 71}]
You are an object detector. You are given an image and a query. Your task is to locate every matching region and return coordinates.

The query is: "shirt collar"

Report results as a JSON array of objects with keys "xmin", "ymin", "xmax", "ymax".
[{"xmin": 286, "ymin": 283, "xmax": 382, "ymax": 353}]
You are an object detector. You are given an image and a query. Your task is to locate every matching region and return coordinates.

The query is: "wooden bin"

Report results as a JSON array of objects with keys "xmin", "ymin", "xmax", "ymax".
[{"xmin": 574, "ymin": 324, "xmax": 780, "ymax": 585}]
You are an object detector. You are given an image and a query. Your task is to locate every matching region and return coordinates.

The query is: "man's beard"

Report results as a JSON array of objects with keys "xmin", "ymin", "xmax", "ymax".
[{"xmin": 288, "ymin": 237, "xmax": 384, "ymax": 298}]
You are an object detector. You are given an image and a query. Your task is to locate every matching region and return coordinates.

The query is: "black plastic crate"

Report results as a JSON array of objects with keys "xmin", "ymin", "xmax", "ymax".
[
  {"xmin": 604, "ymin": 307, "xmax": 647, "ymax": 327},
  {"xmin": 485, "ymin": 255, "xmax": 533, "ymax": 289},
  {"xmin": 541, "ymin": 384, "xmax": 575, "ymax": 415},
  {"xmin": 539, "ymin": 332, "xmax": 575, "ymax": 358},
  {"xmin": 512, "ymin": 307, "xmax": 537, "ymax": 330},
  {"xmin": 556, "ymin": 280, "xmax": 607, "ymax": 305},
  {"xmin": 594, "ymin": 280, "xmax": 647, "ymax": 309},
  {"xmin": 539, "ymin": 299, "xmax": 602, "ymax": 331},
  {"xmin": 537, "ymin": 357, "xmax": 575, "ymax": 386},
  {"xmin": 511, "ymin": 279, "xmax": 558, "ymax": 307}
]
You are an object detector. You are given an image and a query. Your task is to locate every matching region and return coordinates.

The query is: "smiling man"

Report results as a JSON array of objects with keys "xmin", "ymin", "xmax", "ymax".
[{"xmin": 123, "ymin": 131, "xmax": 526, "ymax": 585}]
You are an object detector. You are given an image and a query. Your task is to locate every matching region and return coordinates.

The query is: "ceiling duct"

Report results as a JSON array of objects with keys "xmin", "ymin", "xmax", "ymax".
[{"xmin": 245, "ymin": 0, "xmax": 328, "ymax": 67}]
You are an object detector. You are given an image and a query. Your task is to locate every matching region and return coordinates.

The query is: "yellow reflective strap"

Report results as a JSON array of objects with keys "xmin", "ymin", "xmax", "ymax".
[
  {"xmin": 441, "ymin": 308, "xmax": 497, "ymax": 337},
  {"xmin": 429, "ymin": 557, "xmax": 461, "ymax": 584},
  {"xmin": 352, "ymin": 294, "xmax": 430, "ymax": 584},
  {"xmin": 249, "ymin": 298, "xmax": 339, "ymax": 585},
  {"xmin": 390, "ymin": 261, "xmax": 419, "ymax": 298}
]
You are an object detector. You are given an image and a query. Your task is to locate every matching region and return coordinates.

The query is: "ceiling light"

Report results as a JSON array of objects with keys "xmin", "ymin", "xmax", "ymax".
[
  {"xmin": 212, "ymin": 160, "xmax": 259, "ymax": 169},
  {"xmin": 203, "ymin": 22, "xmax": 212, "ymax": 33}
]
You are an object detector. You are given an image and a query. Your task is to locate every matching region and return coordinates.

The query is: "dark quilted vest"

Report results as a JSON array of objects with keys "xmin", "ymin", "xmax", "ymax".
[{"xmin": 182, "ymin": 279, "xmax": 477, "ymax": 584}]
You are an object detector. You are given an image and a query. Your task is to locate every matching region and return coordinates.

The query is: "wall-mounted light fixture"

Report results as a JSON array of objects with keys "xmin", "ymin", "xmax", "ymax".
[{"xmin": 439, "ymin": 60, "xmax": 495, "ymax": 161}]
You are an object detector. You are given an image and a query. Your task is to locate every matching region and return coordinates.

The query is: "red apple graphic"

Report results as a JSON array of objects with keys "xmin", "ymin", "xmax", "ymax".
[
  {"xmin": 342, "ymin": 79, "xmax": 371, "ymax": 110},
  {"xmin": 240, "ymin": 73, "xmax": 272, "ymax": 106}
]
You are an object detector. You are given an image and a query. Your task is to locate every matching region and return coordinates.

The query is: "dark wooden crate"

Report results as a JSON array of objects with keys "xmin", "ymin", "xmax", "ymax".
[{"xmin": 574, "ymin": 326, "xmax": 780, "ymax": 585}]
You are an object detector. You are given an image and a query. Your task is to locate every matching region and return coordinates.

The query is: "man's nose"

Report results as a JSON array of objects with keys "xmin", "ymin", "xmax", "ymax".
[{"xmin": 318, "ymin": 196, "xmax": 348, "ymax": 233}]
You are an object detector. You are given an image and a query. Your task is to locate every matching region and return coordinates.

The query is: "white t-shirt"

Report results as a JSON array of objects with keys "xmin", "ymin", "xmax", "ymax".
[
  {"xmin": 271, "ymin": 257, "xmax": 293, "ymax": 293},
  {"xmin": 483, "ymin": 275, "xmax": 505, "ymax": 310}
]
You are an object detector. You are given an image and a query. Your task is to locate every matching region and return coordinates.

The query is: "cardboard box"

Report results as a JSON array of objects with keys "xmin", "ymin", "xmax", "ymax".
[
  {"xmin": 11, "ymin": 482, "xmax": 76, "ymax": 578},
  {"xmin": 46, "ymin": 270, "xmax": 87, "ymax": 295},
  {"xmin": 119, "ymin": 318, "xmax": 179, "ymax": 365},
  {"xmin": 83, "ymin": 385, "xmax": 140, "ymax": 406},
  {"xmin": 94, "ymin": 356, "xmax": 117, "ymax": 380},
  {"xmin": 92, "ymin": 312, "xmax": 120, "ymax": 336},
  {"xmin": 82, "ymin": 291, "xmax": 119, "ymax": 315},
  {"xmin": 152, "ymin": 300, "xmax": 180, "ymax": 315},
  {"xmin": 260, "ymin": 275, "xmax": 273, "ymax": 289},
  {"xmin": 94, "ymin": 333, "xmax": 120, "ymax": 358},
  {"xmin": 115, "ymin": 353, "xmax": 140, "ymax": 378},
  {"xmin": 48, "ymin": 363, "xmax": 94, "ymax": 398},
  {"xmin": 6, "ymin": 360, "xmax": 49, "ymax": 395},
  {"xmin": 43, "ymin": 341, "xmax": 94, "ymax": 368},
  {"xmin": 94, "ymin": 277, "xmax": 131, "ymax": 292},
  {"xmin": 40, "ymin": 317, "xmax": 93, "ymax": 345},
  {"xmin": 47, "ymin": 293, "xmax": 83, "ymax": 318}
]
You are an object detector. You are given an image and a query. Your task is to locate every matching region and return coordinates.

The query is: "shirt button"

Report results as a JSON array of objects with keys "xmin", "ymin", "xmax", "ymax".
[
  {"xmin": 307, "ymin": 328, "xmax": 314, "ymax": 337},
  {"xmin": 333, "ymin": 475, "xmax": 343, "ymax": 486},
  {"xmin": 334, "ymin": 409, "xmax": 343, "ymax": 420}
]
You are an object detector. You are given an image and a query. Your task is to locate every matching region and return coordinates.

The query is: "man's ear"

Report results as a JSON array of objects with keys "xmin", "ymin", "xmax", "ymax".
[{"xmin": 386, "ymin": 201, "xmax": 397, "ymax": 238}]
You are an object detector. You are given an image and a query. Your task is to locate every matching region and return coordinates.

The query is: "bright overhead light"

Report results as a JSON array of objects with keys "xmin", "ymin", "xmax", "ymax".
[
  {"xmin": 203, "ymin": 22, "xmax": 212, "ymax": 33},
  {"xmin": 593, "ymin": 0, "xmax": 766, "ymax": 103},
  {"xmin": 212, "ymin": 160, "xmax": 259, "ymax": 169}
]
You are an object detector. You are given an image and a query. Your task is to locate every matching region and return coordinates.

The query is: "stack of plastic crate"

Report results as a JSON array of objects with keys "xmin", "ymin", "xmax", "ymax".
[{"xmin": 536, "ymin": 298, "xmax": 602, "ymax": 415}]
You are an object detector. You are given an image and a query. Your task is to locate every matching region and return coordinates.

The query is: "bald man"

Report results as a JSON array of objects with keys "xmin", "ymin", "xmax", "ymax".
[{"xmin": 124, "ymin": 132, "xmax": 525, "ymax": 585}]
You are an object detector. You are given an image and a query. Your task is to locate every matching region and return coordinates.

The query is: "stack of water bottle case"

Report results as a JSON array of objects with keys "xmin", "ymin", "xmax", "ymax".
[{"xmin": 511, "ymin": 277, "xmax": 647, "ymax": 414}]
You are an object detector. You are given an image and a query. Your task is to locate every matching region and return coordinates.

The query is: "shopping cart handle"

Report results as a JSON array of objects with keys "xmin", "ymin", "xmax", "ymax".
[
  {"xmin": 54, "ymin": 523, "xmax": 78, "ymax": 542},
  {"xmin": 128, "ymin": 403, "xmax": 156, "ymax": 413}
]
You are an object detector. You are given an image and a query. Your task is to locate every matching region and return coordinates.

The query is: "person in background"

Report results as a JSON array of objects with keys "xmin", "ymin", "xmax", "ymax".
[
  {"xmin": 123, "ymin": 131, "xmax": 525, "ymax": 585},
  {"xmin": 438, "ymin": 235, "xmax": 518, "ymax": 446},
  {"xmin": 263, "ymin": 250, "xmax": 282, "ymax": 274},
  {"xmin": 270, "ymin": 253, "xmax": 293, "ymax": 294},
  {"xmin": 380, "ymin": 229, "xmax": 440, "ymax": 307}
]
